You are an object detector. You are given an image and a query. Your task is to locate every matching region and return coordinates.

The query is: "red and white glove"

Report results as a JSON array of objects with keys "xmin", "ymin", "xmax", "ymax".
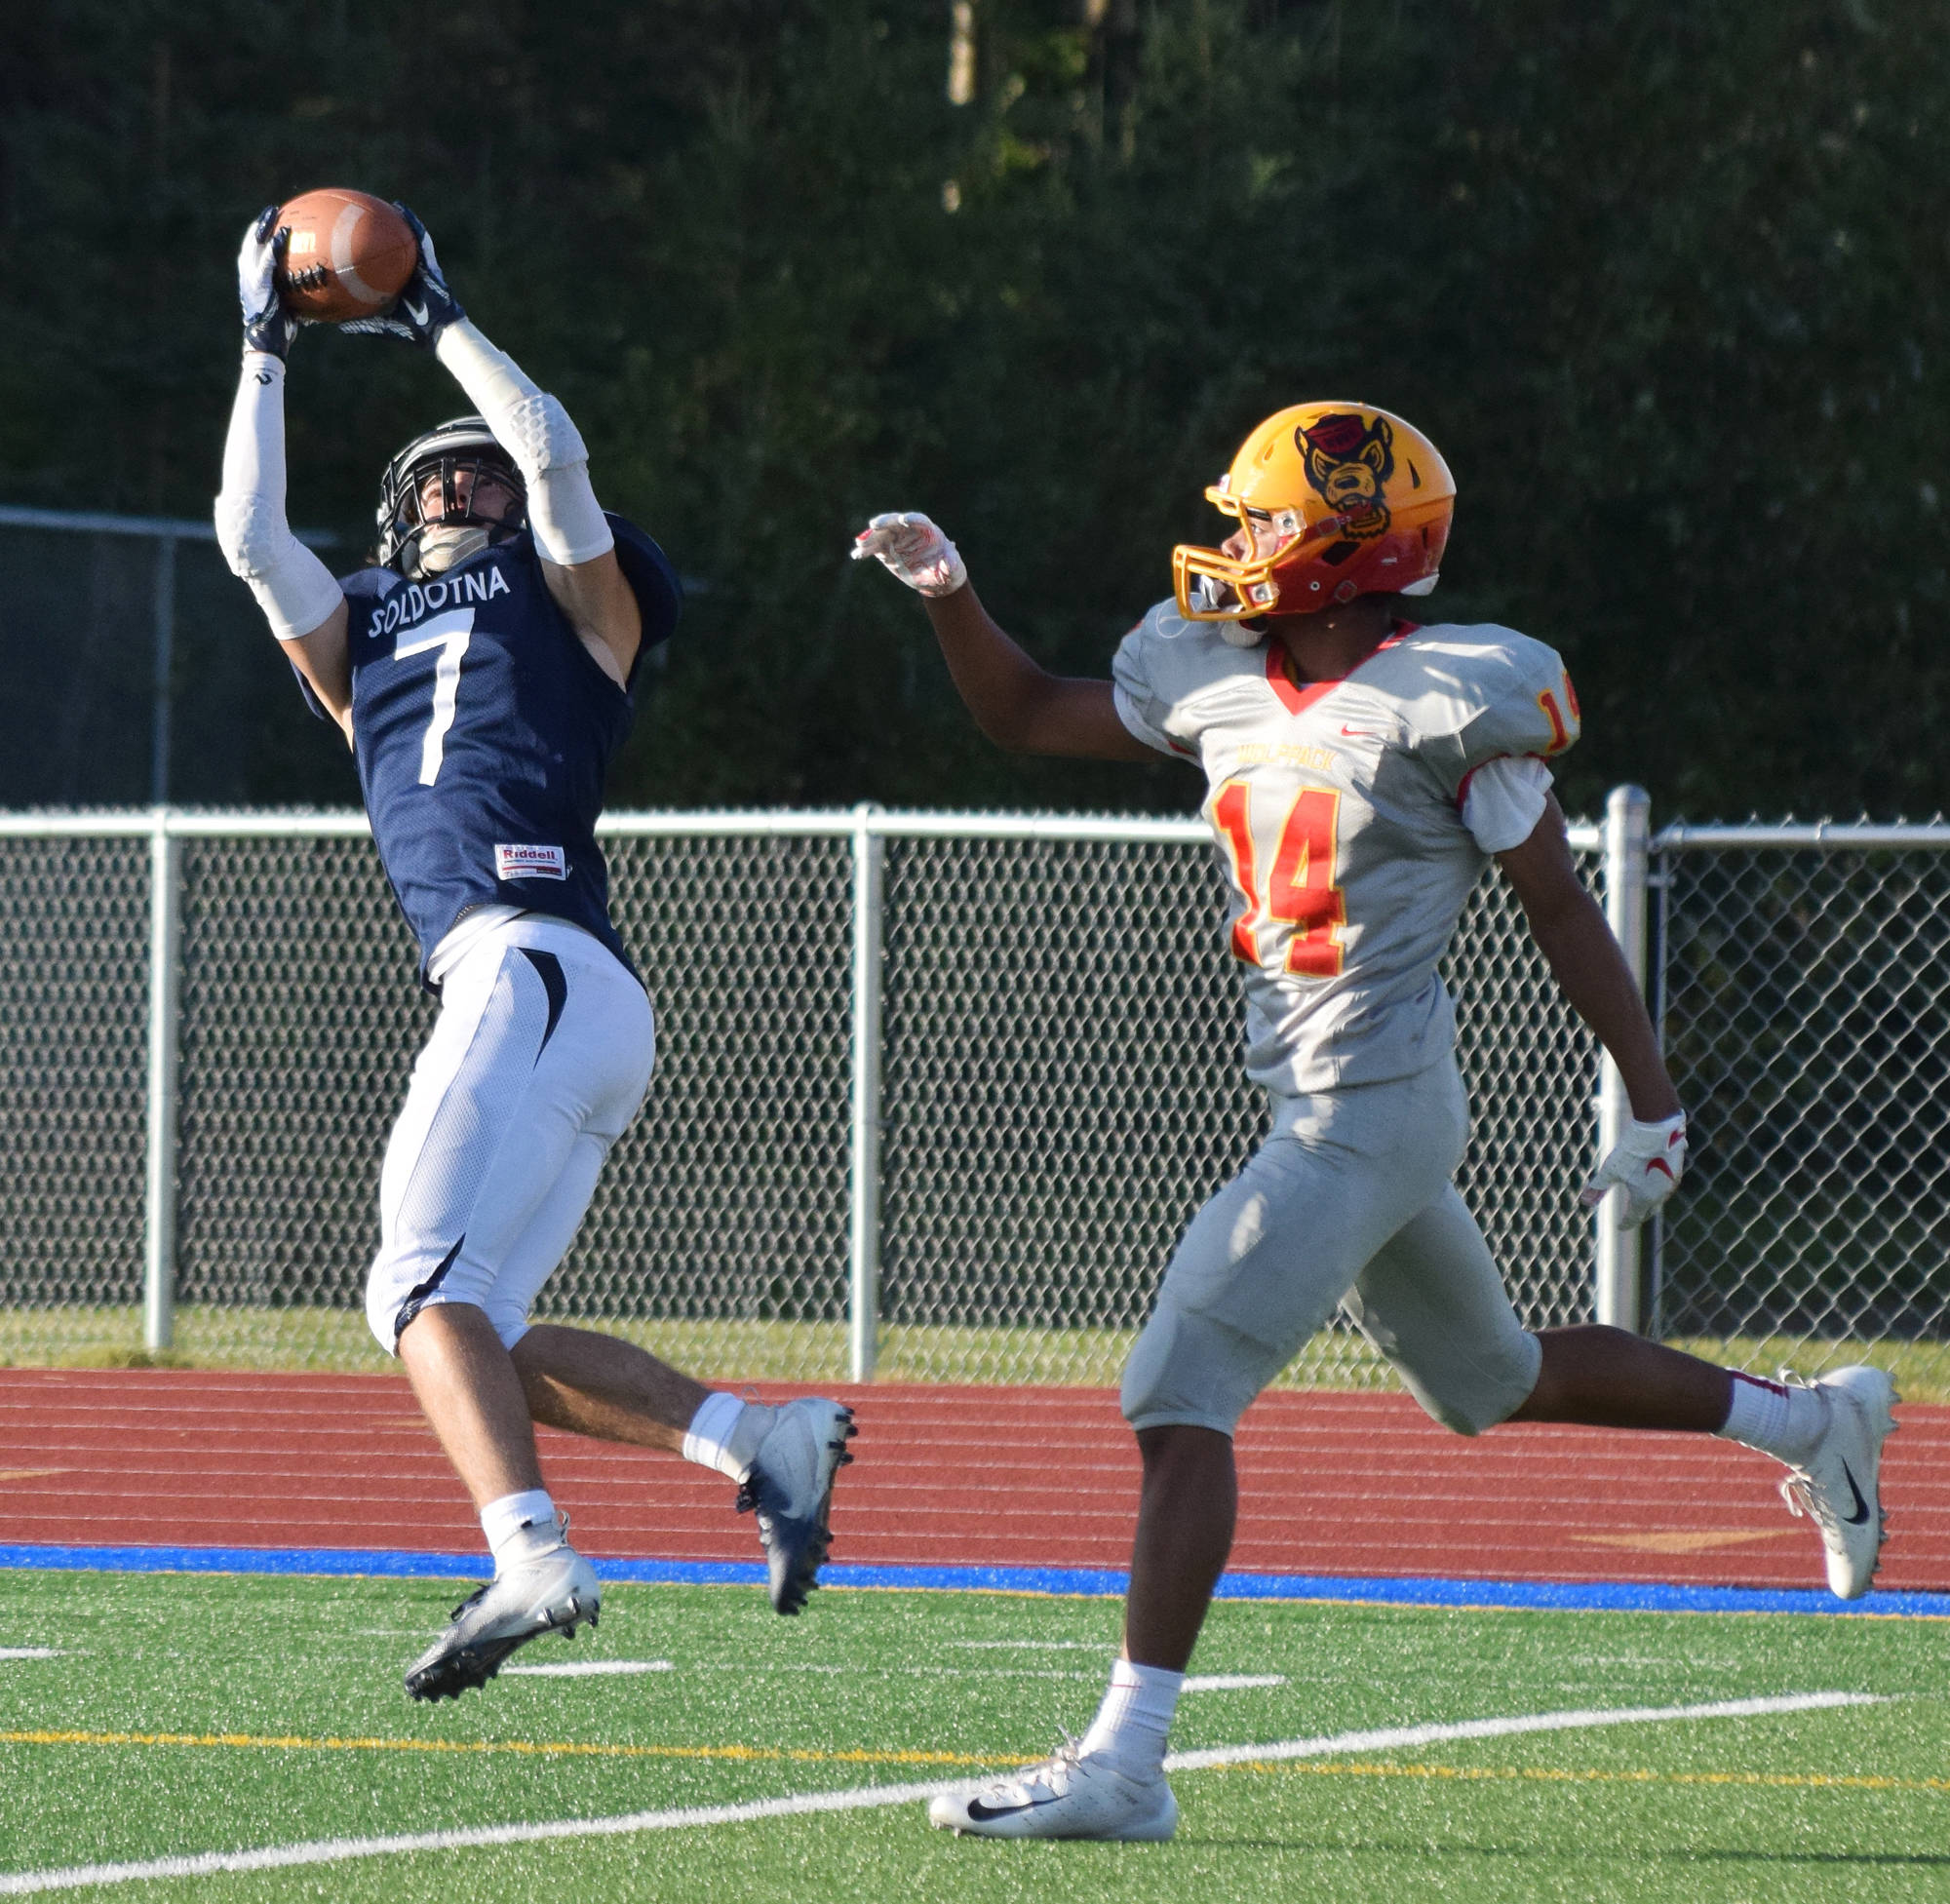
[
  {"xmin": 851, "ymin": 512, "xmax": 968, "ymax": 598},
  {"xmin": 1580, "ymin": 1111, "xmax": 1688, "ymax": 1229}
]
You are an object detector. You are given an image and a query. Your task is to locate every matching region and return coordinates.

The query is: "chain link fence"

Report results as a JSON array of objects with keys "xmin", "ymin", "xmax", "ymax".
[
  {"xmin": 1657, "ymin": 831, "xmax": 1950, "ymax": 1396},
  {"xmin": 0, "ymin": 806, "xmax": 1942, "ymax": 1398}
]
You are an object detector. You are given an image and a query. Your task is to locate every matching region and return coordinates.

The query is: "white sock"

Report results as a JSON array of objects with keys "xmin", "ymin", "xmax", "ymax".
[
  {"xmin": 682, "ymin": 1392, "xmax": 770, "ymax": 1483},
  {"xmin": 480, "ymin": 1489, "xmax": 561, "ymax": 1571},
  {"xmin": 1077, "ymin": 1657, "xmax": 1185, "ymax": 1776},
  {"xmin": 1717, "ymin": 1373, "xmax": 1827, "ymax": 1466}
]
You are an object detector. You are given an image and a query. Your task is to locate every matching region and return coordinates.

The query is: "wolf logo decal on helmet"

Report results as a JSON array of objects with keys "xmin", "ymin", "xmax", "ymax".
[{"xmin": 1299, "ymin": 412, "xmax": 1395, "ymax": 564}]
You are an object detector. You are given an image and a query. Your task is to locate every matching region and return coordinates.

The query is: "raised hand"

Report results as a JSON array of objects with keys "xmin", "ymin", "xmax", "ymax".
[
  {"xmin": 851, "ymin": 512, "xmax": 969, "ymax": 598},
  {"xmin": 237, "ymin": 207, "xmax": 299, "ymax": 360},
  {"xmin": 339, "ymin": 203, "xmax": 467, "ymax": 348}
]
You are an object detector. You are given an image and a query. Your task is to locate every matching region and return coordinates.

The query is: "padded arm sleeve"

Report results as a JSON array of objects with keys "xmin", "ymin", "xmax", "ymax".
[
  {"xmin": 433, "ymin": 320, "xmax": 614, "ymax": 567},
  {"xmin": 212, "ymin": 355, "xmax": 345, "ymax": 641}
]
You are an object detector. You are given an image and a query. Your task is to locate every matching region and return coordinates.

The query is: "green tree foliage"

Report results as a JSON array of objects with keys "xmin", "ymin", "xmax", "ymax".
[{"xmin": 1, "ymin": 0, "xmax": 1944, "ymax": 816}]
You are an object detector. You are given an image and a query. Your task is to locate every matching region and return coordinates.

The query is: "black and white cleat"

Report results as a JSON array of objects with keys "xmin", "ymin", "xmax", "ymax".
[
  {"xmin": 404, "ymin": 1545, "xmax": 601, "ymax": 1702},
  {"xmin": 736, "ymin": 1398, "xmax": 857, "ymax": 1614}
]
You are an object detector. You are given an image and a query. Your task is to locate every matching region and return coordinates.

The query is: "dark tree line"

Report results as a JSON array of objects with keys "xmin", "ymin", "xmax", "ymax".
[{"xmin": 2, "ymin": 0, "xmax": 1945, "ymax": 819}]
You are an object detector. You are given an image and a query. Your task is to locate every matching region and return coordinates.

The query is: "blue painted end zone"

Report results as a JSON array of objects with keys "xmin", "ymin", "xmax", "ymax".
[{"xmin": 3, "ymin": 1541, "xmax": 1947, "ymax": 1618}]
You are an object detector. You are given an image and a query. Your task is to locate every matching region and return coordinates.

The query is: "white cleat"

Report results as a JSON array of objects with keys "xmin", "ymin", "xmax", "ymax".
[
  {"xmin": 736, "ymin": 1397, "xmax": 856, "ymax": 1614},
  {"xmin": 929, "ymin": 1743, "xmax": 1179, "ymax": 1842},
  {"xmin": 404, "ymin": 1532, "xmax": 601, "ymax": 1702},
  {"xmin": 1777, "ymin": 1365, "xmax": 1897, "ymax": 1600}
]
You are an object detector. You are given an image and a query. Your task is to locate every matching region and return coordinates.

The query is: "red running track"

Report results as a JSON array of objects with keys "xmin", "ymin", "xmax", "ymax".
[{"xmin": 1, "ymin": 1370, "xmax": 1945, "ymax": 1594}]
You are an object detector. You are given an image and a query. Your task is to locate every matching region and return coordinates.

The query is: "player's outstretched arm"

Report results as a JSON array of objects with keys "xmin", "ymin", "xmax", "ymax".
[
  {"xmin": 343, "ymin": 207, "xmax": 640, "ymax": 685},
  {"xmin": 213, "ymin": 208, "xmax": 352, "ymax": 738},
  {"xmin": 1497, "ymin": 796, "xmax": 1687, "ymax": 1225},
  {"xmin": 852, "ymin": 513, "xmax": 1151, "ymax": 760}
]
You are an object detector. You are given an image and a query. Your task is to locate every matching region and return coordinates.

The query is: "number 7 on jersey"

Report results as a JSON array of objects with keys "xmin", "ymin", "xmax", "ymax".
[
  {"xmin": 1212, "ymin": 779, "xmax": 1346, "ymax": 978},
  {"xmin": 392, "ymin": 608, "xmax": 476, "ymax": 787}
]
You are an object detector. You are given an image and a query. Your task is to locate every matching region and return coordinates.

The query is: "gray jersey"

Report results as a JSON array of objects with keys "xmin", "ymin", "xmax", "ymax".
[{"xmin": 1112, "ymin": 602, "xmax": 1580, "ymax": 1094}]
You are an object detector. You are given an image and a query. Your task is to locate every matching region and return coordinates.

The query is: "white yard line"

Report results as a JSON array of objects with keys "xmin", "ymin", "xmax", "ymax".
[
  {"xmin": 1163, "ymin": 1690, "xmax": 1885, "ymax": 1771},
  {"xmin": 501, "ymin": 1660, "xmax": 674, "ymax": 1679},
  {"xmin": 0, "ymin": 1650, "xmax": 58, "ymax": 1661},
  {"xmin": 1183, "ymin": 1674, "xmax": 1287, "ymax": 1691},
  {"xmin": 0, "ymin": 1690, "xmax": 1886, "ymax": 1895}
]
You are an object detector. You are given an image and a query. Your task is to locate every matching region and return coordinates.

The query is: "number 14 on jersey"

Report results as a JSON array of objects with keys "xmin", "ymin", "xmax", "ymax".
[{"xmin": 1211, "ymin": 779, "xmax": 1346, "ymax": 978}]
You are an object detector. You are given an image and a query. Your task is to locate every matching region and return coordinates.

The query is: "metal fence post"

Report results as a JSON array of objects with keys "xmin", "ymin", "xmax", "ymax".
[
  {"xmin": 1594, "ymin": 784, "xmax": 1652, "ymax": 1332},
  {"xmin": 142, "ymin": 811, "xmax": 183, "ymax": 1353},
  {"xmin": 150, "ymin": 534, "xmax": 176, "ymax": 805},
  {"xmin": 847, "ymin": 804, "xmax": 885, "ymax": 1381}
]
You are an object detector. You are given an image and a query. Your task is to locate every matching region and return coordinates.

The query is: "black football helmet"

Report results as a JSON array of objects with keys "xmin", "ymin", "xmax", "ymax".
[{"xmin": 375, "ymin": 416, "xmax": 526, "ymax": 577}]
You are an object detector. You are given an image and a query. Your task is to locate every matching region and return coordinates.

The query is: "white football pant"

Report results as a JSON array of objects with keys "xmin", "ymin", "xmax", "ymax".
[{"xmin": 364, "ymin": 916, "xmax": 655, "ymax": 1353}]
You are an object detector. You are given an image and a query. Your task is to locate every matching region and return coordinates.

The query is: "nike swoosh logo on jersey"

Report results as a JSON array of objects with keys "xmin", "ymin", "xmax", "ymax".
[
  {"xmin": 404, "ymin": 298, "xmax": 430, "ymax": 327},
  {"xmin": 1839, "ymin": 1459, "xmax": 1871, "ymax": 1525},
  {"xmin": 965, "ymin": 1796, "xmax": 1065, "ymax": 1821},
  {"xmin": 1339, "ymin": 725, "xmax": 1380, "ymax": 738}
]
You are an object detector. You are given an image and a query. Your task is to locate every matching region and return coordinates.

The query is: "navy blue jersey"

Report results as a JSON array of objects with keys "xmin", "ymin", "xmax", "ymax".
[{"xmin": 316, "ymin": 516, "xmax": 680, "ymax": 988}]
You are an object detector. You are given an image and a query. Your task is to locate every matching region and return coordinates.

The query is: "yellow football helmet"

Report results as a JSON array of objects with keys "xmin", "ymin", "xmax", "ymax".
[{"xmin": 1172, "ymin": 403, "xmax": 1456, "ymax": 625}]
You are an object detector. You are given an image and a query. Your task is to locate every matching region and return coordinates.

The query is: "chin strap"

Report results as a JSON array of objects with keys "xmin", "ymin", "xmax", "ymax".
[
  {"xmin": 405, "ymin": 522, "xmax": 498, "ymax": 579},
  {"xmin": 212, "ymin": 355, "xmax": 344, "ymax": 641},
  {"xmin": 432, "ymin": 321, "xmax": 613, "ymax": 567}
]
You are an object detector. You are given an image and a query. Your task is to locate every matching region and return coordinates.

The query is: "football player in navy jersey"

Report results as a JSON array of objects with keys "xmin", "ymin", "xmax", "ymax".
[{"xmin": 215, "ymin": 204, "xmax": 854, "ymax": 1701}]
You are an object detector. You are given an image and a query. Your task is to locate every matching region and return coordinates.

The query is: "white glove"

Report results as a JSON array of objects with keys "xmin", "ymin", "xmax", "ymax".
[
  {"xmin": 236, "ymin": 207, "xmax": 299, "ymax": 360},
  {"xmin": 1580, "ymin": 1111, "xmax": 1688, "ymax": 1228},
  {"xmin": 851, "ymin": 511, "xmax": 968, "ymax": 598}
]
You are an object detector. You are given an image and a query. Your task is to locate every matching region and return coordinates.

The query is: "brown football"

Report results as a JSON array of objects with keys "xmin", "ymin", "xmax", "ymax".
[{"xmin": 273, "ymin": 188, "xmax": 418, "ymax": 322}]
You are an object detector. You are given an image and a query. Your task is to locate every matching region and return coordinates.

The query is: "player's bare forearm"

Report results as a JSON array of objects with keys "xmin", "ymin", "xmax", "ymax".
[
  {"xmin": 921, "ymin": 585, "xmax": 1153, "ymax": 761},
  {"xmin": 1497, "ymin": 802, "xmax": 1681, "ymax": 1121}
]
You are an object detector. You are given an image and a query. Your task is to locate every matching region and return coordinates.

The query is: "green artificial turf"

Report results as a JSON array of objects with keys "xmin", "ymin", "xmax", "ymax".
[{"xmin": 1, "ymin": 1572, "xmax": 1946, "ymax": 1900}]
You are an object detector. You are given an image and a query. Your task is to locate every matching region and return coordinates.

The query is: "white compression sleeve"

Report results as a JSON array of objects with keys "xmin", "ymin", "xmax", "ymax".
[
  {"xmin": 433, "ymin": 321, "xmax": 614, "ymax": 566},
  {"xmin": 212, "ymin": 355, "xmax": 344, "ymax": 641},
  {"xmin": 1460, "ymin": 754, "xmax": 1554, "ymax": 854}
]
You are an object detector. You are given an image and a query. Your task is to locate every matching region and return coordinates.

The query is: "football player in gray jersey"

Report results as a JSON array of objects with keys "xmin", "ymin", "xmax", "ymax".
[
  {"xmin": 854, "ymin": 402, "xmax": 1897, "ymax": 1843},
  {"xmin": 215, "ymin": 202, "xmax": 854, "ymax": 1702}
]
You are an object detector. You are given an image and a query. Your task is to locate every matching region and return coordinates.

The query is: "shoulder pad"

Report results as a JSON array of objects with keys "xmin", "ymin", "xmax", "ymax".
[{"xmin": 607, "ymin": 515, "xmax": 682, "ymax": 649}]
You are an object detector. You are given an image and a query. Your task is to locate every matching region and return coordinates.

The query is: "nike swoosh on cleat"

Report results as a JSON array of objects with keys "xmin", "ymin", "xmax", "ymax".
[
  {"xmin": 1839, "ymin": 1459, "xmax": 1871, "ymax": 1525},
  {"xmin": 965, "ymin": 1797, "xmax": 1065, "ymax": 1821}
]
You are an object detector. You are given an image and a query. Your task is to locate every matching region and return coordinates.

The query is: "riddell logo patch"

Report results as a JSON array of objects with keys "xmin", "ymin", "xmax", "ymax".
[{"xmin": 494, "ymin": 843, "xmax": 568, "ymax": 881}]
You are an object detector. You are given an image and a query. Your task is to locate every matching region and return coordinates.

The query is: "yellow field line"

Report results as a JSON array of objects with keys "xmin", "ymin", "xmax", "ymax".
[
  {"xmin": 1220, "ymin": 1758, "xmax": 1950, "ymax": 1796},
  {"xmin": 7, "ymin": 1729, "xmax": 1945, "ymax": 1798},
  {"xmin": 0, "ymin": 1728, "xmax": 1016, "ymax": 1768}
]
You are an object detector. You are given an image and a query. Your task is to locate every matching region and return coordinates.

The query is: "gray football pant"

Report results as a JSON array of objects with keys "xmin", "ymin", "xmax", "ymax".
[{"xmin": 1121, "ymin": 1056, "xmax": 1542, "ymax": 1437}]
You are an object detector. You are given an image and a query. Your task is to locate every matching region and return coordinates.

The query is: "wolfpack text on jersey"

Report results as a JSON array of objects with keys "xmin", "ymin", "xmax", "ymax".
[
  {"xmin": 1112, "ymin": 602, "xmax": 1579, "ymax": 1095},
  {"xmin": 316, "ymin": 514, "xmax": 682, "ymax": 986}
]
